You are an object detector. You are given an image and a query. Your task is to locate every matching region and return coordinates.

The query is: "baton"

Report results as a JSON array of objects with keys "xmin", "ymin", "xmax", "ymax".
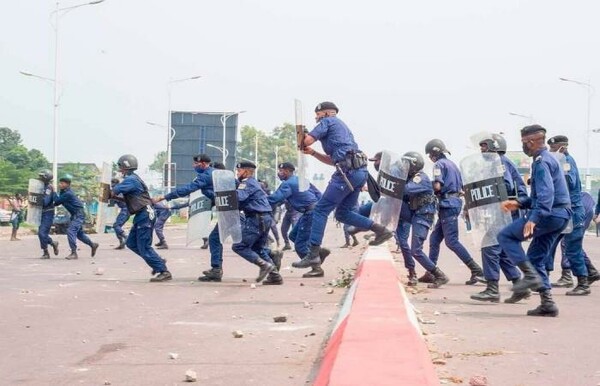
[{"xmin": 335, "ymin": 164, "xmax": 355, "ymax": 191}]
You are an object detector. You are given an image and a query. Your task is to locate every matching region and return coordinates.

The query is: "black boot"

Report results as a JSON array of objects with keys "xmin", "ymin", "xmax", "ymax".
[
  {"xmin": 587, "ymin": 262, "xmax": 600, "ymax": 285},
  {"xmin": 270, "ymin": 250, "xmax": 283, "ymax": 271},
  {"xmin": 65, "ymin": 251, "xmax": 78, "ymax": 260},
  {"xmin": 504, "ymin": 278, "xmax": 531, "ymax": 304},
  {"xmin": 198, "ymin": 268, "xmax": 223, "ymax": 282},
  {"xmin": 427, "ymin": 268, "xmax": 449, "ymax": 289},
  {"xmin": 156, "ymin": 242, "xmax": 169, "ymax": 250},
  {"xmin": 90, "ymin": 242, "xmax": 99, "ymax": 257},
  {"xmin": 302, "ymin": 264, "xmax": 325, "ymax": 278},
  {"xmin": 552, "ymin": 269, "xmax": 573, "ymax": 288},
  {"xmin": 154, "ymin": 240, "xmax": 163, "ymax": 247},
  {"xmin": 150, "ymin": 271, "xmax": 172, "ymax": 282},
  {"xmin": 255, "ymin": 258, "xmax": 274, "ymax": 282},
  {"xmin": 407, "ymin": 269, "xmax": 418, "ymax": 287},
  {"xmin": 319, "ymin": 248, "xmax": 331, "ymax": 263},
  {"xmin": 282, "ymin": 242, "xmax": 292, "ymax": 251},
  {"xmin": 512, "ymin": 261, "xmax": 543, "ymax": 293},
  {"xmin": 470, "ymin": 280, "xmax": 500, "ymax": 303},
  {"xmin": 51, "ymin": 241, "xmax": 59, "ymax": 256},
  {"xmin": 418, "ymin": 271, "xmax": 435, "ymax": 283},
  {"xmin": 40, "ymin": 249, "xmax": 50, "ymax": 259},
  {"xmin": 201, "ymin": 238, "xmax": 209, "ymax": 249},
  {"xmin": 527, "ymin": 290, "xmax": 558, "ymax": 317},
  {"xmin": 292, "ymin": 245, "xmax": 321, "ymax": 268},
  {"xmin": 465, "ymin": 259, "xmax": 485, "ymax": 285},
  {"xmin": 351, "ymin": 235, "xmax": 359, "ymax": 247},
  {"xmin": 114, "ymin": 237, "xmax": 125, "ymax": 250},
  {"xmin": 263, "ymin": 271, "xmax": 283, "ymax": 285},
  {"xmin": 566, "ymin": 276, "xmax": 591, "ymax": 296},
  {"xmin": 368, "ymin": 223, "xmax": 394, "ymax": 246}
]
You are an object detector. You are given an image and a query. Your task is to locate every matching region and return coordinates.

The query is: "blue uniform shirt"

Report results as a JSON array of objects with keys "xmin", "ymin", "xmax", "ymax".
[
  {"xmin": 582, "ymin": 191, "xmax": 595, "ymax": 226},
  {"xmin": 308, "ymin": 116, "xmax": 360, "ymax": 163},
  {"xmin": 112, "ymin": 173, "xmax": 151, "ymax": 223},
  {"xmin": 268, "ymin": 175, "xmax": 321, "ymax": 211},
  {"xmin": 42, "ymin": 183, "xmax": 56, "ymax": 211},
  {"xmin": 165, "ymin": 167, "xmax": 215, "ymax": 202},
  {"xmin": 115, "ymin": 200, "xmax": 128, "ymax": 210},
  {"xmin": 237, "ymin": 177, "xmax": 272, "ymax": 213},
  {"xmin": 404, "ymin": 171, "xmax": 436, "ymax": 216},
  {"xmin": 432, "ymin": 155, "xmax": 463, "ymax": 208},
  {"xmin": 518, "ymin": 148, "xmax": 571, "ymax": 224},
  {"xmin": 563, "ymin": 152, "xmax": 582, "ymax": 209},
  {"xmin": 500, "ymin": 154, "xmax": 528, "ymax": 199},
  {"xmin": 54, "ymin": 187, "xmax": 85, "ymax": 216}
]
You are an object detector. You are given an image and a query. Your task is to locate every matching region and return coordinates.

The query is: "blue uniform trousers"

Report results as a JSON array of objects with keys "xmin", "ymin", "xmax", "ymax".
[
  {"xmin": 546, "ymin": 207, "xmax": 588, "ymax": 276},
  {"xmin": 481, "ymin": 245, "xmax": 521, "ymax": 282},
  {"xmin": 498, "ymin": 215, "xmax": 568, "ymax": 291},
  {"xmin": 395, "ymin": 220, "xmax": 416, "ymax": 270},
  {"xmin": 411, "ymin": 215, "xmax": 437, "ymax": 272},
  {"xmin": 232, "ymin": 214, "xmax": 275, "ymax": 265},
  {"xmin": 281, "ymin": 210, "xmax": 301, "ymax": 243},
  {"xmin": 126, "ymin": 210, "xmax": 167, "ymax": 272},
  {"xmin": 208, "ymin": 224, "xmax": 223, "ymax": 268},
  {"xmin": 289, "ymin": 211, "xmax": 313, "ymax": 258},
  {"xmin": 67, "ymin": 212, "xmax": 93, "ymax": 251},
  {"xmin": 154, "ymin": 209, "xmax": 171, "ymax": 243},
  {"xmin": 309, "ymin": 168, "xmax": 373, "ymax": 246},
  {"xmin": 429, "ymin": 206, "xmax": 473, "ymax": 265},
  {"xmin": 38, "ymin": 210, "xmax": 55, "ymax": 250},
  {"xmin": 113, "ymin": 209, "xmax": 130, "ymax": 239}
]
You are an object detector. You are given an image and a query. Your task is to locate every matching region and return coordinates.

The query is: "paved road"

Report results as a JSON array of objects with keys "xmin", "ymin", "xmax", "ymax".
[
  {"xmin": 0, "ymin": 222, "xmax": 362, "ymax": 386},
  {"xmin": 401, "ymin": 229, "xmax": 600, "ymax": 386}
]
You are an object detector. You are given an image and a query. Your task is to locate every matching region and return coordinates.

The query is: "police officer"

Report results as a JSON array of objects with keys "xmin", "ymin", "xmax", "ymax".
[
  {"xmin": 111, "ymin": 178, "xmax": 130, "ymax": 250},
  {"xmin": 37, "ymin": 170, "xmax": 59, "ymax": 259},
  {"xmin": 470, "ymin": 134, "xmax": 527, "ymax": 303},
  {"xmin": 402, "ymin": 151, "xmax": 450, "ymax": 288},
  {"xmin": 497, "ymin": 125, "xmax": 571, "ymax": 317},
  {"xmin": 113, "ymin": 154, "xmax": 171, "ymax": 282},
  {"xmin": 293, "ymin": 102, "xmax": 393, "ymax": 271},
  {"xmin": 153, "ymin": 154, "xmax": 222, "ymax": 281},
  {"xmin": 268, "ymin": 162, "xmax": 325, "ymax": 278},
  {"xmin": 53, "ymin": 174, "xmax": 99, "ymax": 259},
  {"xmin": 232, "ymin": 161, "xmax": 283, "ymax": 285},
  {"xmin": 424, "ymin": 139, "xmax": 484, "ymax": 285},
  {"xmin": 545, "ymin": 135, "xmax": 590, "ymax": 295}
]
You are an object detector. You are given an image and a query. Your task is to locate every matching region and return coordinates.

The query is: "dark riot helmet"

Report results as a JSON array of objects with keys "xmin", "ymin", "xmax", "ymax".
[
  {"xmin": 492, "ymin": 133, "xmax": 507, "ymax": 153},
  {"xmin": 117, "ymin": 154, "xmax": 138, "ymax": 171},
  {"xmin": 402, "ymin": 151, "xmax": 425, "ymax": 176},
  {"xmin": 425, "ymin": 139, "xmax": 450, "ymax": 156},
  {"xmin": 314, "ymin": 101, "xmax": 339, "ymax": 113},
  {"xmin": 478, "ymin": 134, "xmax": 501, "ymax": 153},
  {"xmin": 38, "ymin": 169, "xmax": 53, "ymax": 183},
  {"xmin": 59, "ymin": 174, "xmax": 73, "ymax": 184}
]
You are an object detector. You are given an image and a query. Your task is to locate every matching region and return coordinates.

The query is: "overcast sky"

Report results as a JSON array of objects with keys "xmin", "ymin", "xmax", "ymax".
[{"xmin": 1, "ymin": 0, "xmax": 599, "ymax": 179}]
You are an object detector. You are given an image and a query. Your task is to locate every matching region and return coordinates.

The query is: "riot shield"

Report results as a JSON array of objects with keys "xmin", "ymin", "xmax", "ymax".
[
  {"xmin": 549, "ymin": 152, "xmax": 573, "ymax": 234},
  {"xmin": 26, "ymin": 179, "xmax": 45, "ymax": 226},
  {"xmin": 369, "ymin": 150, "xmax": 409, "ymax": 232},
  {"xmin": 186, "ymin": 191, "xmax": 213, "ymax": 246},
  {"xmin": 461, "ymin": 152, "xmax": 512, "ymax": 248},
  {"xmin": 294, "ymin": 99, "xmax": 310, "ymax": 191},
  {"xmin": 213, "ymin": 170, "xmax": 242, "ymax": 244},
  {"xmin": 96, "ymin": 162, "xmax": 117, "ymax": 233}
]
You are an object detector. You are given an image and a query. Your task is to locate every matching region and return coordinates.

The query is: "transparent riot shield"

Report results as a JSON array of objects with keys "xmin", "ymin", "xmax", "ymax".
[
  {"xmin": 26, "ymin": 179, "xmax": 45, "ymax": 226},
  {"xmin": 461, "ymin": 152, "xmax": 512, "ymax": 248},
  {"xmin": 294, "ymin": 99, "xmax": 310, "ymax": 191},
  {"xmin": 186, "ymin": 191, "xmax": 213, "ymax": 246},
  {"xmin": 213, "ymin": 170, "xmax": 242, "ymax": 244},
  {"xmin": 96, "ymin": 162, "xmax": 116, "ymax": 233},
  {"xmin": 370, "ymin": 150, "xmax": 409, "ymax": 232}
]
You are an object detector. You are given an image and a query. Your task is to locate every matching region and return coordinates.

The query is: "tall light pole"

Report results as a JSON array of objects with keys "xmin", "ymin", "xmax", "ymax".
[
  {"xmin": 508, "ymin": 112, "xmax": 535, "ymax": 124},
  {"xmin": 274, "ymin": 145, "xmax": 281, "ymax": 187},
  {"xmin": 206, "ymin": 144, "xmax": 229, "ymax": 161},
  {"xmin": 559, "ymin": 77, "xmax": 594, "ymax": 190},
  {"xmin": 221, "ymin": 111, "xmax": 246, "ymax": 167},
  {"xmin": 164, "ymin": 75, "xmax": 201, "ymax": 193}
]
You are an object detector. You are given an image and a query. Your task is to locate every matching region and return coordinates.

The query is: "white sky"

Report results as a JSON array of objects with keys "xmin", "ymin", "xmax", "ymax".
[{"xmin": 1, "ymin": 0, "xmax": 599, "ymax": 180}]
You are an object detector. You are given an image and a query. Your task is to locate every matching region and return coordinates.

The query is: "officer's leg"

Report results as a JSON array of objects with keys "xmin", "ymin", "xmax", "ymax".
[
  {"xmin": 550, "ymin": 233, "xmax": 573, "ymax": 287},
  {"xmin": 126, "ymin": 223, "xmax": 139, "ymax": 254},
  {"xmin": 441, "ymin": 207, "xmax": 484, "ymax": 284},
  {"xmin": 560, "ymin": 238, "xmax": 571, "ymax": 270},
  {"xmin": 481, "ymin": 245, "xmax": 501, "ymax": 282},
  {"xmin": 270, "ymin": 222, "xmax": 280, "ymax": 245},
  {"xmin": 281, "ymin": 212, "xmax": 292, "ymax": 244},
  {"xmin": 498, "ymin": 249, "xmax": 521, "ymax": 281},
  {"xmin": 293, "ymin": 213, "xmax": 312, "ymax": 258},
  {"xmin": 427, "ymin": 217, "xmax": 444, "ymax": 265},
  {"xmin": 208, "ymin": 224, "xmax": 223, "ymax": 268},
  {"xmin": 76, "ymin": 218, "xmax": 93, "ymax": 247},
  {"xmin": 397, "ymin": 221, "xmax": 415, "ymax": 271},
  {"xmin": 546, "ymin": 234, "xmax": 562, "ymax": 272},
  {"xmin": 308, "ymin": 189, "xmax": 340, "ymax": 247},
  {"xmin": 232, "ymin": 217, "xmax": 274, "ymax": 282},
  {"xmin": 66, "ymin": 217, "xmax": 79, "ymax": 252},
  {"xmin": 562, "ymin": 213, "xmax": 590, "ymax": 295},
  {"xmin": 342, "ymin": 224, "xmax": 352, "ymax": 247},
  {"xmin": 136, "ymin": 219, "xmax": 170, "ymax": 281},
  {"xmin": 154, "ymin": 213, "xmax": 168, "ymax": 245},
  {"xmin": 412, "ymin": 220, "xmax": 448, "ymax": 288}
]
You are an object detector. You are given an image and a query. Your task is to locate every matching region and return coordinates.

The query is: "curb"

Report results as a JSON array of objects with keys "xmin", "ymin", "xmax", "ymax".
[{"xmin": 313, "ymin": 245, "xmax": 439, "ymax": 386}]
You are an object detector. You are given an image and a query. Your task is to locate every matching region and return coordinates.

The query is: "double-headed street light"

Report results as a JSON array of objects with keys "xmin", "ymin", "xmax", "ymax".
[
  {"xmin": 220, "ymin": 111, "xmax": 246, "ymax": 166},
  {"xmin": 206, "ymin": 144, "xmax": 229, "ymax": 161}
]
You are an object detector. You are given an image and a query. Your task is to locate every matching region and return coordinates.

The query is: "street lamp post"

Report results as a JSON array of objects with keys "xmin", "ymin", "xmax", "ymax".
[
  {"xmin": 508, "ymin": 112, "xmax": 535, "ymax": 124},
  {"xmin": 206, "ymin": 144, "xmax": 229, "ymax": 162},
  {"xmin": 559, "ymin": 77, "xmax": 594, "ymax": 190},
  {"xmin": 220, "ymin": 111, "xmax": 246, "ymax": 167}
]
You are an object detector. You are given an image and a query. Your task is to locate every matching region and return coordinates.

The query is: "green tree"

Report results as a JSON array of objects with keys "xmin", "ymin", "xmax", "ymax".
[
  {"xmin": 58, "ymin": 163, "xmax": 100, "ymax": 203},
  {"xmin": 0, "ymin": 127, "xmax": 23, "ymax": 156},
  {"xmin": 149, "ymin": 151, "xmax": 166, "ymax": 173}
]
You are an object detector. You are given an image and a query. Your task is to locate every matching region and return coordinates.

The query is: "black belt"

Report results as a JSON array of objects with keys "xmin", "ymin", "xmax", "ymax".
[
  {"xmin": 441, "ymin": 192, "xmax": 460, "ymax": 199},
  {"xmin": 552, "ymin": 203, "xmax": 571, "ymax": 209},
  {"xmin": 244, "ymin": 211, "xmax": 272, "ymax": 217},
  {"xmin": 296, "ymin": 203, "xmax": 317, "ymax": 213}
]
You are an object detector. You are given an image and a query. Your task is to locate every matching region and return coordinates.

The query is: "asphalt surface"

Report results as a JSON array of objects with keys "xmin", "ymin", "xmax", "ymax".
[
  {"xmin": 0, "ymin": 222, "xmax": 363, "ymax": 386},
  {"xmin": 400, "ymin": 228, "xmax": 600, "ymax": 386}
]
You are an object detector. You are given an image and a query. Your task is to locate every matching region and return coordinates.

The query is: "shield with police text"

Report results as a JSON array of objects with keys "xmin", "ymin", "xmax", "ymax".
[
  {"xmin": 213, "ymin": 170, "xmax": 242, "ymax": 244},
  {"xmin": 369, "ymin": 150, "xmax": 409, "ymax": 232},
  {"xmin": 96, "ymin": 162, "xmax": 117, "ymax": 234},
  {"xmin": 186, "ymin": 190, "xmax": 213, "ymax": 246},
  {"xmin": 26, "ymin": 179, "xmax": 45, "ymax": 226},
  {"xmin": 294, "ymin": 99, "xmax": 310, "ymax": 191},
  {"xmin": 460, "ymin": 152, "xmax": 512, "ymax": 248}
]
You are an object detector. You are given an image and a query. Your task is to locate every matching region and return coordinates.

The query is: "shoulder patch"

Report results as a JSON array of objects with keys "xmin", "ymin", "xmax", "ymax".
[
  {"xmin": 238, "ymin": 183, "xmax": 247, "ymax": 190},
  {"xmin": 563, "ymin": 163, "xmax": 571, "ymax": 172},
  {"xmin": 413, "ymin": 175, "xmax": 422, "ymax": 184},
  {"xmin": 433, "ymin": 167, "xmax": 442, "ymax": 176},
  {"xmin": 535, "ymin": 155, "xmax": 542, "ymax": 162}
]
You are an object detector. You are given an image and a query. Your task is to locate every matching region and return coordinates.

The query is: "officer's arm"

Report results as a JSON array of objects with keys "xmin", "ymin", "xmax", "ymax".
[
  {"xmin": 53, "ymin": 190, "xmax": 67, "ymax": 205},
  {"xmin": 528, "ymin": 162, "xmax": 553, "ymax": 224},
  {"xmin": 304, "ymin": 121, "xmax": 327, "ymax": 147},
  {"xmin": 236, "ymin": 183, "xmax": 252, "ymax": 203},
  {"xmin": 406, "ymin": 179, "xmax": 430, "ymax": 195},
  {"xmin": 43, "ymin": 188, "xmax": 55, "ymax": 207},
  {"xmin": 306, "ymin": 148, "xmax": 334, "ymax": 166},
  {"xmin": 311, "ymin": 184, "xmax": 323, "ymax": 200},
  {"xmin": 268, "ymin": 182, "xmax": 292, "ymax": 205},
  {"xmin": 164, "ymin": 176, "xmax": 206, "ymax": 200},
  {"xmin": 169, "ymin": 201, "xmax": 190, "ymax": 210},
  {"xmin": 564, "ymin": 163, "xmax": 577, "ymax": 192}
]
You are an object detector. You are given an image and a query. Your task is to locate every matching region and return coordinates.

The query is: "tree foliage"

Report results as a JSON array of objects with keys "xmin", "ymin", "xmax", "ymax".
[
  {"xmin": 58, "ymin": 163, "xmax": 101, "ymax": 202},
  {"xmin": 149, "ymin": 151, "xmax": 166, "ymax": 173}
]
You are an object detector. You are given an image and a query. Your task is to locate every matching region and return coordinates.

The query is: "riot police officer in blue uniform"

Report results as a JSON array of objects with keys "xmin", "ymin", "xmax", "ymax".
[
  {"xmin": 424, "ymin": 139, "xmax": 484, "ymax": 285},
  {"xmin": 470, "ymin": 134, "xmax": 527, "ymax": 303},
  {"xmin": 232, "ymin": 161, "xmax": 282, "ymax": 285},
  {"xmin": 37, "ymin": 170, "xmax": 59, "ymax": 259},
  {"xmin": 112, "ymin": 154, "xmax": 171, "ymax": 282},
  {"xmin": 402, "ymin": 151, "xmax": 450, "ymax": 289},
  {"xmin": 268, "ymin": 162, "xmax": 326, "ymax": 278},
  {"xmin": 152, "ymin": 154, "xmax": 223, "ymax": 281},
  {"xmin": 292, "ymin": 102, "xmax": 393, "ymax": 272},
  {"xmin": 498, "ymin": 125, "xmax": 571, "ymax": 317},
  {"xmin": 111, "ymin": 178, "xmax": 130, "ymax": 250},
  {"xmin": 54, "ymin": 175, "xmax": 99, "ymax": 260},
  {"xmin": 545, "ymin": 135, "xmax": 590, "ymax": 295}
]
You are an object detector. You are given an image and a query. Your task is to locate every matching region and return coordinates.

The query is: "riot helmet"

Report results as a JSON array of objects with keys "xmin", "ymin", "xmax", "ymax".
[
  {"xmin": 402, "ymin": 151, "xmax": 425, "ymax": 177},
  {"xmin": 492, "ymin": 133, "xmax": 507, "ymax": 154},
  {"xmin": 38, "ymin": 169, "xmax": 53, "ymax": 183},
  {"xmin": 59, "ymin": 174, "xmax": 73, "ymax": 183},
  {"xmin": 117, "ymin": 154, "xmax": 138, "ymax": 171},
  {"xmin": 425, "ymin": 139, "xmax": 450, "ymax": 159}
]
